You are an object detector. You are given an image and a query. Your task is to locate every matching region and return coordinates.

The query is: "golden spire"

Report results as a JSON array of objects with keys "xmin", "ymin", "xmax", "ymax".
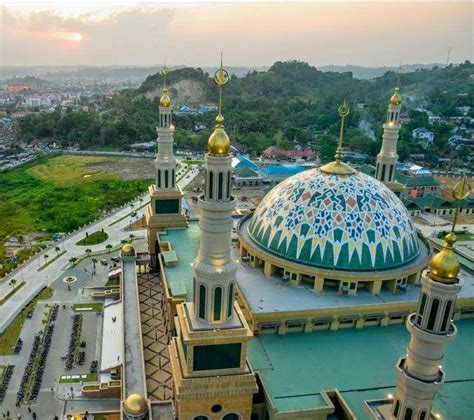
[
  {"xmin": 208, "ymin": 52, "xmax": 231, "ymax": 156},
  {"xmin": 320, "ymin": 101, "xmax": 355, "ymax": 175},
  {"xmin": 390, "ymin": 65, "xmax": 402, "ymax": 106},
  {"xmin": 159, "ymin": 63, "xmax": 171, "ymax": 107},
  {"xmin": 430, "ymin": 175, "xmax": 471, "ymax": 283}
]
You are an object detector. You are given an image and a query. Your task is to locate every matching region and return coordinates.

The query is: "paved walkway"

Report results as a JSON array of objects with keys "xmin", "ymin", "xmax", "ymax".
[{"xmin": 0, "ymin": 168, "xmax": 200, "ymax": 335}]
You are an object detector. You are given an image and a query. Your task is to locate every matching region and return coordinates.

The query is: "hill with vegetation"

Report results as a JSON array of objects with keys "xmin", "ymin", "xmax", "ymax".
[{"xmin": 14, "ymin": 61, "xmax": 474, "ymax": 163}]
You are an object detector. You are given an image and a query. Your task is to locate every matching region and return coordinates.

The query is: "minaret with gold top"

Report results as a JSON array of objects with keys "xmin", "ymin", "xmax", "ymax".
[
  {"xmin": 146, "ymin": 65, "xmax": 187, "ymax": 269},
  {"xmin": 375, "ymin": 73, "xmax": 403, "ymax": 195},
  {"xmin": 169, "ymin": 55, "xmax": 257, "ymax": 420},
  {"xmin": 387, "ymin": 177, "xmax": 471, "ymax": 420}
]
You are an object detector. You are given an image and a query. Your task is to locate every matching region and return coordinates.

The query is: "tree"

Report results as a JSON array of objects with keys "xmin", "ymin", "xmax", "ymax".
[
  {"xmin": 55, "ymin": 246, "xmax": 61, "ymax": 255},
  {"xmin": 85, "ymin": 249, "xmax": 92, "ymax": 258},
  {"xmin": 106, "ymin": 244, "xmax": 113, "ymax": 253},
  {"xmin": 44, "ymin": 254, "xmax": 49, "ymax": 263},
  {"xmin": 9, "ymin": 278, "xmax": 17, "ymax": 288},
  {"xmin": 129, "ymin": 234, "xmax": 135, "ymax": 242},
  {"xmin": 91, "ymin": 258, "xmax": 98, "ymax": 275},
  {"xmin": 69, "ymin": 257, "xmax": 78, "ymax": 266}
]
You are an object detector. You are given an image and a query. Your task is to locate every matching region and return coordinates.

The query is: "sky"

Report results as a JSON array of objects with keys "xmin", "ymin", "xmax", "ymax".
[{"xmin": 1, "ymin": 1, "xmax": 472, "ymax": 67}]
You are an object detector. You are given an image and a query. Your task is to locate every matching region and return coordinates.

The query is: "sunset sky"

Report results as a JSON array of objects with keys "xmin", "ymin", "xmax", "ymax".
[{"xmin": 1, "ymin": 1, "xmax": 472, "ymax": 67}]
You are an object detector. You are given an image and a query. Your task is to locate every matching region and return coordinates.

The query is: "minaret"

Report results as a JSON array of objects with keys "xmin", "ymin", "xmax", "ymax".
[
  {"xmin": 146, "ymin": 65, "xmax": 187, "ymax": 269},
  {"xmin": 375, "ymin": 85, "xmax": 403, "ymax": 195},
  {"xmin": 389, "ymin": 177, "xmax": 470, "ymax": 420},
  {"xmin": 169, "ymin": 55, "xmax": 257, "ymax": 420}
]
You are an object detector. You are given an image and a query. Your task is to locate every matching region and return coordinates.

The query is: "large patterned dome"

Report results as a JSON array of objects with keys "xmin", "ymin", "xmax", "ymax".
[{"xmin": 247, "ymin": 168, "xmax": 420, "ymax": 271}]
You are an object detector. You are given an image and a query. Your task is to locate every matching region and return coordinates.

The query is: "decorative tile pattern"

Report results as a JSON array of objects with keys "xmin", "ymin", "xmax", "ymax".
[
  {"xmin": 248, "ymin": 169, "xmax": 420, "ymax": 271},
  {"xmin": 138, "ymin": 272, "xmax": 173, "ymax": 401}
]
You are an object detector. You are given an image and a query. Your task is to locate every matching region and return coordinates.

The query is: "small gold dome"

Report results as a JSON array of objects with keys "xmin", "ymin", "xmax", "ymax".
[
  {"xmin": 430, "ymin": 233, "xmax": 460, "ymax": 283},
  {"xmin": 160, "ymin": 88, "xmax": 171, "ymax": 107},
  {"xmin": 390, "ymin": 87, "xmax": 401, "ymax": 106},
  {"xmin": 208, "ymin": 114, "xmax": 230, "ymax": 156},
  {"xmin": 121, "ymin": 244, "xmax": 136, "ymax": 257},
  {"xmin": 124, "ymin": 393, "xmax": 147, "ymax": 415}
]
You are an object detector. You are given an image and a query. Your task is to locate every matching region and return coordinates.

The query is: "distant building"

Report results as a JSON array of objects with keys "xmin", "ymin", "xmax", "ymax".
[
  {"xmin": 396, "ymin": 173, "xmax": 440, "ymax": 198},
  {"xmin": 232, "ymin": 167, "xmax": 264, "ymax": 188},
  {"xmin": 6, "ymin": 83, "xmax": 28, "ymax": 94},
  {"xmin": 262, "ymin": 145, "xmax": 314, "ymax": 161},
  {"xmin": 412, "ymin": 127, "xmax": 434, "ymax": 145}
]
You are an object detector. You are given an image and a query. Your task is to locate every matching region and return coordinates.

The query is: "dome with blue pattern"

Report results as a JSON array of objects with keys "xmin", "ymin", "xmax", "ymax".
[{"xmin": 247, "ymin": 168, "xmax": 420, "ymax": 271}]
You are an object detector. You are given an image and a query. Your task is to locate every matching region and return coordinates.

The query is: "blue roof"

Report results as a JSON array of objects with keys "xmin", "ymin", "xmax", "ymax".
[
  {"xmin": 263, "ymin": 164, "xmax": 308, "ymax": 177},
  {"xmin": 234, "ymin": 155, "xmax": 260, "ymax": 170}
]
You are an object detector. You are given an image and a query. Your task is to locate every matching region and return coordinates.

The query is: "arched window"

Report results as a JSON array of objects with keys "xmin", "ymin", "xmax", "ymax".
[
  {"xmin": 218, "ymin": 172, "xmax": 224, "ymax": 200},
  {"xmin": 427, "ymin": 299, "xmax": 439, "ymax": 331},
  {"xmin": 193, "ymin": 416, "xmax": 209, "ymax": 420},
  {"xmin": 199, "ymin": 285, "xmax": 206, "ymax": 319},
  {"xmin": 157, "ymin": 170, "xmax": 161, "ymax": 188},
  {"xmin": 209, "ymin": 171, "xmax": 214, "ymax": 199},
  {"xmin": 381, "ymin": 165, "xmax": 386, "ymax": 182},
  {"xmin": 417, "ymin": 293, "xmax": 427, "ymax": 326},
  {"xmin": 440, "ymin": 300, "xmax": 452, "ymax": 332},
  {"xmin": 213, "ymin": 287, "xmax": 222, "ymax": 321},
  {"xmin": 223, "ymin": 414, "xmax": 240, "ymax": 420},
  {"xmin": 419, "ymin": 411, "xmax": 426, "ymax": 420},
  {"xmin": 227, "ymin": 171, "xmax": 231, "ymax": 199},
  {"xmin": 393, "ymin": 400, "xmax": 400, "ymax": 418},
  {"xmin": 172, "ymin": 169, "xmax": 175, "ymax": 187},
  {"xmin": 227, "ymin": 283, "xmax": 234, "ymax": 317},
  {"xmin": 404, "ymin": 408, "xmax": 413, "ymax": 420}
]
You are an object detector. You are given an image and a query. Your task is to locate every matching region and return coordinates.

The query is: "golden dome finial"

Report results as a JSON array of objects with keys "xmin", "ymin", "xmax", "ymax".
[
  {"xmin": 123, "ymin": 393, "xmax": 148, "ymax": 415},
  {"xmin": 390, "ymin": 65, "xmax": 402, "ymax": 106},
  {"xmin": 429, "ymin": 175, "xmax": 470, "ymax": 283},
  {"xmin": 208, "ymin": 53, "xmax": 231, "ymax": 156},
  {"xmin": 320, "ymin": 101, "xmax": 355, "ymax": 176},
  {"xmin": 160, "ymin": 63, "xmax": 171, "ymax": 107}
]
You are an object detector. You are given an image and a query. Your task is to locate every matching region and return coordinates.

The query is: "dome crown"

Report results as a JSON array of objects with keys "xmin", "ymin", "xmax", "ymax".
[
  {"xmin": 208, "ymin": 114, "xmax": 230, "ymax": 156},
  {"xmin": 248, "ymin": 168, "xmax": 420, "ymax": 271},
  {"xmin": 390, "ymin": 87, "xmax": 402, "ymax": 106},
  {"xmin": 160, "ymin": 88, "xmax": 171, "ymax": 107},
  {"xmin": 121, "ymin": 244, "xmax": 136, "ymax": 256},
  {"xmin": 430, "ymin": 233, "xmax": 460, "ymax": 283},
  {"xmin": 124, "ymin": 393, "xmax": 147, "ymax": 415}
]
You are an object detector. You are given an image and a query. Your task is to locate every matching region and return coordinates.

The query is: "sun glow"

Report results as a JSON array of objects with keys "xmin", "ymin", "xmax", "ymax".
[{"xmin": 70, "ymin": 33, "xmax": 82, "ymax": 42}]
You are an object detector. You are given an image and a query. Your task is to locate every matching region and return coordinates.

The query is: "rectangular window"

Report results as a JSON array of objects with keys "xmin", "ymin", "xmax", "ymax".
[
  {"xmin": 209, "ymin": 171, "xmax": 213, "ymax": 199},
  {"xmin": 172, "ymin": 169, "xmax": 175, "ymax": 187},
  {"xmin": 381, "ymin": 165, "xmax": 386, "ymax": 182},
  {"xmin": 389, "ymin": 165, "xmax": 394, "ymax": 181},
  {"xmin": 427, "ymin": 299, "xmax": 439, "ymax": 331},
  {"xmin": 199, "ymin": 285, "xmax": 206, "ymax": 319},
  {"xmin": 157, "ymin": 170, "xmax": 161, "ymax": 188},
  {"xmin": 218, "ymin": 172, "xmax": 223, "ymax": 200},
  {"xmin": 213, "ymin": 287, "xmax": 222, "ymax": 321},
  {"xmin": 193, "ymin": 343, "xmax": 241, "ymax": 371},
  {"xmin": 227, "ymin": 283, "xmax": 234, "ymax": 318},
  {"xmin": 165, "ymin": 170, "xmax": 169, "ymax": 188},
  {"xmin": 350, "ymin": 283, "xmax": 356, "ymax": 290},
  {"xmin": 227, "ymin": 172, "xmax": 231, "ymax": 198},
  {"xmin": 156, "ymin": 199, "xmax": 179, "ymax": 214},
  {"xmin": 440, "ymin": 300, "xmax": 452, "ymax": 332}
]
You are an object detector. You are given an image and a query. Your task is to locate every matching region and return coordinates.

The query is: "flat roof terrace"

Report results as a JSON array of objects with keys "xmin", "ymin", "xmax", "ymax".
[{"xmin": 247, "ymin": 319, "xmax": 474, "ymax": 418}]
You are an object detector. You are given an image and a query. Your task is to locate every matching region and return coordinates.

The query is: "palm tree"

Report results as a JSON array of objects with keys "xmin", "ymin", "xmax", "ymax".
[
  {"xmin": 91, "ymin": 258, "xmax": 98, "ymax": 275},
  {"xmin": 106, "ymin": 244, "xmax": 113, "ymax": 253},
  {"xmin": 129, "ymin": 233, "xmax": 135, "ymax": 242},
  {"xmin": 120, "ymin": 239, "xmax": 128, "ymax": 245},
  {"xmin": 85, "ymin": 249, "xmax": 92, "ymax": 258},
  {"xmin": 44, "ymin": 254, "xmax": 49, "ymax": 263},
  {"xmin": 69, "ymin": 257, "xmax": 78, "ymax": 266},
  {"xmin": 55, "ymin": 246, "xmax": 61, "ymax": 255},
  {"xmin": 9, "ymin": 278, "xmax": 17, "ymax": 288}
]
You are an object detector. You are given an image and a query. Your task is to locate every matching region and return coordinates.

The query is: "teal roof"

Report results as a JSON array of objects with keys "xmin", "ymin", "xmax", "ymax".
[
  {"xmin": 248, "ymin": 168, "xmax": 420, "ymax": 271},
  {"xmin": 396, "ymin": 174, "xmax": 440, "ymax": 187},
  {"xmin": 159, "ymin": 224, "xmax": 200, "ymax": 300},
  {"xmin": 233, "ymin": 167, "xmax": 262, "ymax": 178},
  {"xmin": 247, "ymin": 319, "xmax": 474, "ymax": 417},
  {"xmin": 357, "ymin": 164, "xmax": 376, "ymax": 176},
  {"xmin": 404, "ymin": 194, "xmax": 456, "ymax": 209}
]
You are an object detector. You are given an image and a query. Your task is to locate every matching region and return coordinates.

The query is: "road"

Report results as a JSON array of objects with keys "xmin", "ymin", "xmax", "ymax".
[{"xmin": 0, "ymin": 167, "xmax": 200, "ymax": 335}]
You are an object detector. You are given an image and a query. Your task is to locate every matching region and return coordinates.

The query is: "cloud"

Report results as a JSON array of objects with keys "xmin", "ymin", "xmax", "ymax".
[{"xmin": 0, "ymin": 3, "xmax": 472, "ymax": 66}]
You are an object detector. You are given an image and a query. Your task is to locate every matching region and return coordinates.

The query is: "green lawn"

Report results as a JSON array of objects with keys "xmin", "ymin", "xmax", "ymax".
[
  {"xmin": 72, "ymin": 303, "xmax": 103, "ymax": 312},
  {"xmin": 76, "ymin": 230, "xmax": 109, "ymax": 246},
  {"xmin": 0, "ymin": 155, "xmax": 151, "ymax": 277},
  {"xmin": 59, "ymin": 372, "xmax": 98, "ymax": 383}
]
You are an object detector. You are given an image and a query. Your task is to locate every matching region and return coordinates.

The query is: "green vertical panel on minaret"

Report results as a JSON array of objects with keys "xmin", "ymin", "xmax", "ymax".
[
  {"xmin": 213, "ymin": 287, "xmax": 222, "ymax": 321},
  {"xmin": 155, "ymin": 199, "xmax": 179, "ymax": 214},
  {"xmin": 227, "ymin": 283, "xmax": 234, "ymax": 317},
  {"xmin": 199, "ymin": 284, "xmax": 206, "ymax": 319}
]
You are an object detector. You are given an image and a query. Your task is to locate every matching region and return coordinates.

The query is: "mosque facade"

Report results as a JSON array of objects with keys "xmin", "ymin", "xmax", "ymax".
[{"xmin": 116, "ymin": 65, "xmax": 473, "ymax": 420}]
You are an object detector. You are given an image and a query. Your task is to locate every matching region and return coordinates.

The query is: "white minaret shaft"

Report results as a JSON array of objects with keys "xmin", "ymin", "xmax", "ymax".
[
  {"xmin": 376, "ymin": 88, "xmax": 401, "ymax": 184},
  {"xmin": 155, "ymin": 98, "xmax": 177, "ymax": 191},
  {"xmin": 192, "ymin": 57, "xmax": 236, "ymax": 325}
]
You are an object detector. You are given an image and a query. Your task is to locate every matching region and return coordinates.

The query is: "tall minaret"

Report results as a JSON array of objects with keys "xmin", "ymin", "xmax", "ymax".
[
  {"xmin": 389, "ymin": 177, "xmax": 470, "ymax": 420},
  {"xmin": 169, "ymin": 56, "xmax": 257, "ymax": 420},
  {"xmin": 375, "ymin": 85, "xmax": 403, "ymax": 195},
  {"xmin": 146, "ymin": 65, "xmax": 187, "ymax": 269}
]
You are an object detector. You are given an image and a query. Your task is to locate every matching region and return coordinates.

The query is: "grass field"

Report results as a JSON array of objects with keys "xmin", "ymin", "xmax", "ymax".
[
  {"xmin": 76, "ymin": 230, "xmax": 109, "ymax": 246},
  {"xmin": 0, "ymin": 155, "xmax": 151, "ymax": 276}
]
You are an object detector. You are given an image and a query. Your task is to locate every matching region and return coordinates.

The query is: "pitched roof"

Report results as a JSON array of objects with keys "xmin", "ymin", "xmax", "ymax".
[
  {"xmin": 396, "ymin": 174, "xmax": 440, "ymax": 187},
  {"xmin": 233, "ymin": 167, "xmax": 262, "ymax": 178}
]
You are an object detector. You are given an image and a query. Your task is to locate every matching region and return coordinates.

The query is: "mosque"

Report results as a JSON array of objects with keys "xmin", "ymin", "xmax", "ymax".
[{"xmin": 109, "ymin": 60, "xmax": 473, "ymax": 420}]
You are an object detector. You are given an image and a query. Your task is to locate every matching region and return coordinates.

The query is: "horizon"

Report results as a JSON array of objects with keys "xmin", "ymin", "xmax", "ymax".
[{"xmin": 1, "ymin": 2, "xmax": 472, "ymax": 67}]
